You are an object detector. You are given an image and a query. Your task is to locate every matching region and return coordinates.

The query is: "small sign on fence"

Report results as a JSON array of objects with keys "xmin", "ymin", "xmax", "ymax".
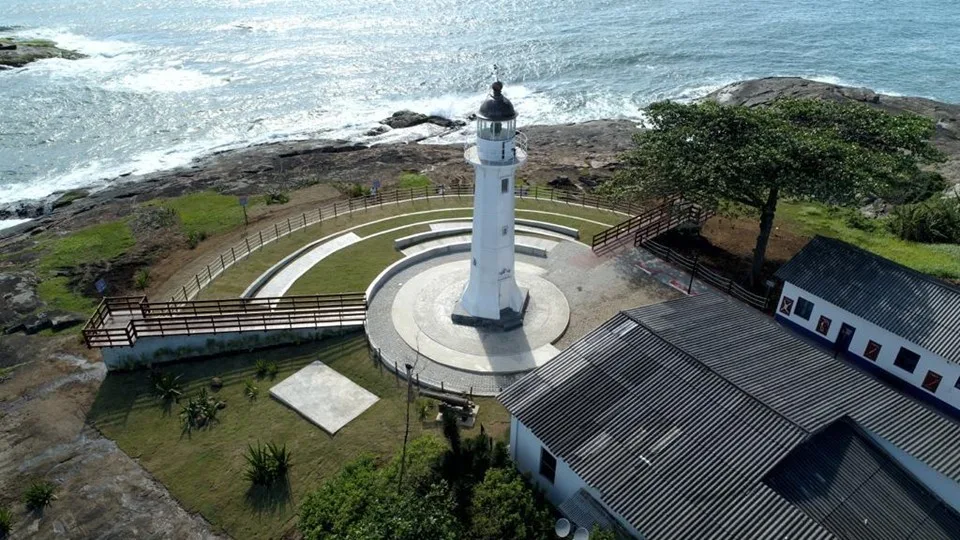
[
  {"xmin": 371, "ymin": 180, "xmax": 381, "ymax": 195},
  {"xmin": 95, "ymin": 278, "xmax": 108, "ymax": 295},
  {"xmin": 239, "ymin": 196, "xmax": 249, "ymax": 226}
]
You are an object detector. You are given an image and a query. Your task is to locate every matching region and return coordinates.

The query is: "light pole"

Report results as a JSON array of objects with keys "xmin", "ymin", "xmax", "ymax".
[{"xmin": 397, "ymin": 362, "xmax": 414, "ymax": 492}]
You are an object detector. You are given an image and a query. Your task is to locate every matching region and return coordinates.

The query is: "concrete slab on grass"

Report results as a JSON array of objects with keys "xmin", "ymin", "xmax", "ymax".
[{"xmin": 270, "ymin": 361, "xmax": 378, "ymax": 434}]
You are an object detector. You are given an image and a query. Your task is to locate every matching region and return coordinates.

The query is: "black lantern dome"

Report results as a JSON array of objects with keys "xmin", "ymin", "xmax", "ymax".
[{"xmin": 478, "ymin": 81, "xmax": 517, "ymax": 121}]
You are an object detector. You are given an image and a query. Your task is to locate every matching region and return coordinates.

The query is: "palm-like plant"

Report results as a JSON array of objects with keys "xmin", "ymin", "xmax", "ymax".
[
  {"xmin": 150, "ymin": 371, "xmax": 183, "ymax": 402},
  {"xmin": 179, "ymin": 388, "xmax": 224, "ymax": 433},
  {"xmin": 23, "ymin": 481, "xmax": 56, "ymax": 511},
  {"xmin": 244, "ymin": 380, "xmax": 259, "ymax": 400},
  {"xmin": 0, "ymin": 505, "xmax": 12, "ymax": 536},
  {"xmin": 244, "ymin": 442, "xmax": 292, "ymax": 486}
]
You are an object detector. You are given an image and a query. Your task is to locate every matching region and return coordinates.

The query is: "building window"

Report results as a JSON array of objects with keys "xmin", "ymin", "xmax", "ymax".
[
  {"xmin": 502, "ymin": 225, "xmax": 508, "ymax": 236},
  {"xmin": 779, "ymin": 297, "xmax": 794, "ymax": 316},
  {"xmin": 539, "ymin": 447, "xmax": 557, "ymax": 484},
  {"xmin": 863, "ymin": 340, "xmax": 882, "ymax": 361},
  {"xmin": 501, "ymin": 177, "xmax": 509, "ymax": 193},
  {"xmin": 922, "ymin": 371, "xmax": 942, "ymax": 393},
  {"xmin": 955, "ymin": 376, "xmax": 960, "ymax": 391},
  {"xmin": 795, "ymin": 297, "xmax": 814, "ymax": 320},
  {"xmin": 893, "ymin": 347, "xmax": 921, "ymax": 374},
  {"xmin": 816, "ymin": 316, "xmax": 831, "ymax": 335}
]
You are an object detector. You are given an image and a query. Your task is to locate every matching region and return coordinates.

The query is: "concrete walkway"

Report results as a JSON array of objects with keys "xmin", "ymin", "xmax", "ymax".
[
  {"xmin": 401, "ymin": 233, "xmax": 559, "ymax": 257},
  {"xmin": 255, "ymin": 233, "xmax": 361, "ymax": 298}
]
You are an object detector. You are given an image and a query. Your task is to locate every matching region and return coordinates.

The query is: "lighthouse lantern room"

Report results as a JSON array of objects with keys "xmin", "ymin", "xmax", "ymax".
[{"xmin": 453, "ymin": 81, "xmax": 529, "ymax": 330}]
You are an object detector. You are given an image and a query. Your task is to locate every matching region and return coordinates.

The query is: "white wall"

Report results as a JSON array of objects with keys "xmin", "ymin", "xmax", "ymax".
[
  {"xmin": 776, "ymin": 283, "xmax": 960, "ymax": 411},
  {"xmin": 509, "ymin": 417, "xmax": 644, "ymax": 537}
]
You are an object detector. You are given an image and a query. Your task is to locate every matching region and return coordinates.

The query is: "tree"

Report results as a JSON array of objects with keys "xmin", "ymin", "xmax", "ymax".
[
  {"xmin": 470, "ymin": 467, "xmax": 555, "ymax": 540},
  {"xmin": 604, "ymin": 99, "xmax": 944, "ymax": 285}
]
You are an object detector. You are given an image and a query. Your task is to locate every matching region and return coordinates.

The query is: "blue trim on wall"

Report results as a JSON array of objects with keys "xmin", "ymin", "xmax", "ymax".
[{"xmin": 775, "ymin": 314, "xmax": 960, "ymax": 421}]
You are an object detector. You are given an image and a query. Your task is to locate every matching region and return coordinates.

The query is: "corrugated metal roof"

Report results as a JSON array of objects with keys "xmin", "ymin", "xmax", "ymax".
[
  {"xmin": 499, "ymin": 294, "xmax": 960, "ymax": 540},
  {"xmin": 764, "ymin": 416, "xmax": 960, "ymax": 540},
  {"xmin": 558, "ymin": 489, "xmax": 632, "ymax": 538},
  {"xmin": 774, "ymin": 235, "xmax": 960, "ymax": 364}
]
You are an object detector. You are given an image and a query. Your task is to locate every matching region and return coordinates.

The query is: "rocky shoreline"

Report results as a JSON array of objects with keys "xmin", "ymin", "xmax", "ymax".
[{"xmin": 0, "ymin": 36, "xmax": 85, "ymax": 68}]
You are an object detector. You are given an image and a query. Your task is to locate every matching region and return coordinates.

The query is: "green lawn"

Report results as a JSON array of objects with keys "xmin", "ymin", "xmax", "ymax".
[
  {"xmin": 397, "ymin": 172, "xmax": 432, "ymax": 189},
  {"xmin": 777, "ymin": 201, "xmax": 960, "ymax": 279},
  {"xmin": 147, "ymin": 191, "xmax": 262, "ymax": 238},
  {"xmin": 198, "ymin": 199, "xmax": 622, "ymax": 299},
  {"xmin": 88, "ymin": 335, "xmax": 511, "ymax": 540},
  {"xmin": 39, "ymin": 220, "xmax": 135, "ymax": 272}
]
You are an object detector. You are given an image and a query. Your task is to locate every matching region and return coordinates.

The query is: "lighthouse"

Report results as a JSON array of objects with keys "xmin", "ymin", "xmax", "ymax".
[{"xmin": 453, "ymin": 81, "xmax": 529, "ymax": 329}]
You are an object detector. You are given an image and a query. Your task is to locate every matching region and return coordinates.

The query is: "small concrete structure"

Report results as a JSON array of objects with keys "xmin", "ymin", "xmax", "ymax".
[{"xmin": 270, "ymin": 361, "xmax": 379, "ymax": 434}]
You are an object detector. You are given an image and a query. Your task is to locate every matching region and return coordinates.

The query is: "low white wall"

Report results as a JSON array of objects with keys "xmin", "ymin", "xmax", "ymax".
[
  {"xmin": 515, "ymin": 218, "xmax": 579, "ymax": 239},
  {"xmin": 776, "ymin": 283, "xmax": 960, "ymax": 411},
  {"xmin": 101, "ymin": 326, "xmax": 356, "ymax": 370}
]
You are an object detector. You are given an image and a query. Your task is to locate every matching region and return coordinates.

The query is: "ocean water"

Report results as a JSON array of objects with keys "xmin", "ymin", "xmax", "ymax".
[{"xmin": 2, "ymin": 0, "xmax": 959, "ymax": 206}]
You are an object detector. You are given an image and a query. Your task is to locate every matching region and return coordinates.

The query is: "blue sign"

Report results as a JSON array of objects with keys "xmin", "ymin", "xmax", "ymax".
[
  {"xmin": 95, "ymin": 278, "xmax": 107, "ymax": 294},
  {"xmin": 238, "ymin": 196, "xmax": 249, "ymax": 207}
]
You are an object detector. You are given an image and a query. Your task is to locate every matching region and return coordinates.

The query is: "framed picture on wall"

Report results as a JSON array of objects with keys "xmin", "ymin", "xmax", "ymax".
[
  {"xmin": 779, "ymin": 297, "xmax": 794, "ymax": 316},
  {"xmin": 864, "ymin": 340, "xmax": 881, "ymax": 361},
  {"xmin": 816, "ymin": 316, "xmax": 831, "ymax": 335}
]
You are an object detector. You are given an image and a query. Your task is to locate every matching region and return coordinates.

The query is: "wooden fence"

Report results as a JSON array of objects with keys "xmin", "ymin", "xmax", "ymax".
[
  {"xmin": 642, "ymin": 240, "xmax": 771, "ymax": 311},
  {"xmin": 591, "ymin": 196, "xmax": 713, "ymax": 253},
  {"xmin": 168, "ymin": 184, "xmax": 638, "ymax": 304},
  {"xmin": 83, "ymin": 293, "xmax": 366, "ymax": 348}
]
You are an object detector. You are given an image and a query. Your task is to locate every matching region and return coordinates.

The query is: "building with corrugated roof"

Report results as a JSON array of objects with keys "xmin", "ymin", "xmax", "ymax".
[
  {"xmin": 498, "ymin": 293, "xmax": 960, "ymax": 539},
  {"xmin": 774, "ymin": 236, "xmax": 960, "ymax": 416}
]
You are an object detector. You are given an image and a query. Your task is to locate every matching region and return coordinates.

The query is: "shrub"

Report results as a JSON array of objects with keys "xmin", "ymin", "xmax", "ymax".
[
  {"xmin": 398, "ymin": 172, "xmax": 431, "ymax": 190},
  {"xmin": 244, "ymin": 442, "xmax": 292, "ymax": 486},
  {"xmin": 333, "ymin": 182, "xmax": 371, "ymax": 198},
  {"xmin": 266, "ymin": 361, "xmax": 279, "ymax": 379},
  {"xmin": 888, "ymin": 196, "xmax": 960, "ymax": 243},
  {"xmin": 843, "ymin": 210, "xmax": 880, "ymax": 232},
  {"xmin": 0, "ymin": 505, "xmax": 12, "ymax": 535},
  {"xmin": 244, "ymin": 380, "xmax": 259, "ymax": 400},
  {"xmin": 264, "ymin": 191, "xmax": 290, "ymax": 205},
  {"xmin": 134, "ymin": 269, "xmax": 151, "ymax": 290},
  {"xmin": 23, "ymin": 481, "xmax": 56, "ymax": 511},
  {"xmin": 255, "ymin": 359, "xmax": 268, "ymax": 379},
  {"xmin": 186, "ymin": 230, "xmax": 207, "ymax": 249},
  {"xmin": 150, "ymin": 371, "xmax": 183, "ymax": 402},
  {"xmin": 470, "ymin": 467, "xmax": 554, "ymax": 540},
  {"xmin": 415, "ymin": 398, "xmax": 434, "ymax": 422},
  {"xmin": 179, "ymin": 388, "xmax": 223, "ymax": 433}
]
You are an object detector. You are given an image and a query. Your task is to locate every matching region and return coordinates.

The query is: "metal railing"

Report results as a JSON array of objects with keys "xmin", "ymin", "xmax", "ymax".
[
  {"xmin": 642, "ymin": 240, "xmax": 771, "ymax": 311},
  {"xmin": 83, "ymin": 293, "xmax": 366, "ymax": 348},
  {"xmin": 167, "ymin": 184, "xmax": 639, "ymax": 304}
]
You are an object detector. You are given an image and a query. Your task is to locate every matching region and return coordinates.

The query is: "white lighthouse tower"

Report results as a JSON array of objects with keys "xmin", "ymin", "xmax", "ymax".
[{"xmin": 453, "ymin": 81, "xmax": 528, "ymax": 330}]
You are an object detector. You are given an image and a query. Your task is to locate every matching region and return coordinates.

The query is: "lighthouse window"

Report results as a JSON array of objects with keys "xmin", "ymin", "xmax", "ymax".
[
  {"xmin": 502, "ymin": 225, "xmax": 508, "ymax": 236},
  {"xmin": 501, "ymin": 178, "xmax": 509, "ymax": 193},
  {"xmin": 493, "ymin": 122, "xmax": 502, "ymax": 135}
]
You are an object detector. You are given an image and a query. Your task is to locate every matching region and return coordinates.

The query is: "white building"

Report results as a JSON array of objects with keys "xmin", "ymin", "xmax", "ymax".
[
  {"xmin": 455, "ymin": 81, "xmax": 528, "ymax": 327},
  {"xmin": 774, "ymin": 235, "xmax": 960, "ymax": 416},
  {"xmin": 498, "ymin": 294, "xmax": 960, "ymax": 539}
]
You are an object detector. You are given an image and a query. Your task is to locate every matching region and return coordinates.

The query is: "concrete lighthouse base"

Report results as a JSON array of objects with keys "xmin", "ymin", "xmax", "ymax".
[{"xmin": 451, "ymin": 287, "xmax": 530, "ymax": 331}]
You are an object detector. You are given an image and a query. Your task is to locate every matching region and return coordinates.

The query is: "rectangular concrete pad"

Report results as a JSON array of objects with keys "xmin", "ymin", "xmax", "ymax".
[{"xmin": 269, "ymin": 361, "xmax": 379, "ymax": 434}]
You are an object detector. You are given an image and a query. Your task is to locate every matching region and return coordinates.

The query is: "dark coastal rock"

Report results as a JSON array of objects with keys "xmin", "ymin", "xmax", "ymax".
[
  {"xmin": 380, "ymin": 110, "xmax": 465, "ymax": 129},
  {"xmin": 0, "ymin": 272, "xmax": 41, "ymax": 326},
  {"xmin": 22, "ymin": 312, "xmax": 52, "ymax": 334},
  {"xmin": 0, "ymin": 38, "xmax": 86, "ymax": 68},
  {"xmin": 364, "ymin": 125, "xmax": 390, "ymax": 136},
  {"xmin": 549, "ymin": 176, "xmax": 575, "ymax": 189},
  {"xmin": 50, "ymin": 313, "xmax": 85, "ymax": 331}
]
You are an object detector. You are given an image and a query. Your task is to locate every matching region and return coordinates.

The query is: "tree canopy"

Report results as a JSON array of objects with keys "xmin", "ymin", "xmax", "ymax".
[{"xmin": 603, "ymin": 98, "xmax": 944, "ymax": 284}]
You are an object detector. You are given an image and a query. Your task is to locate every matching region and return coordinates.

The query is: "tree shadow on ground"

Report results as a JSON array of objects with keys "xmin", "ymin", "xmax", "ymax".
[{"xmin": 245, "ymin": 476, "xmax": 293, "ymax": 516}]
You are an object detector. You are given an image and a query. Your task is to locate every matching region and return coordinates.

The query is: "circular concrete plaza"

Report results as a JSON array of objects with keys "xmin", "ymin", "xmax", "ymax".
[
  {"xmin": 392, "ymin": 260, "xmax": 570, "ymax": 374},
  {"xmin": 366, "ymin": 239, "xmax": 680, "ymax": 396}
]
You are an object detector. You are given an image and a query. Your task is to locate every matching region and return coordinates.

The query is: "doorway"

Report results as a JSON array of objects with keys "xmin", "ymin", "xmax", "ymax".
[{"xmin": 835, "ymin": 323, "xmax": 856, "ymax": 357}]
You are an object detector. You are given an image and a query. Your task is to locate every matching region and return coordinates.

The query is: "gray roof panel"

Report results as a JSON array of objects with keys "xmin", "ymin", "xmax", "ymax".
[
  {"xmin": 774, "ymin": 236, "xmax": 960, "ymax": 364},
  {"xmin": 499, "ymin": 294, "xmax": 960, "ymax": 540}
]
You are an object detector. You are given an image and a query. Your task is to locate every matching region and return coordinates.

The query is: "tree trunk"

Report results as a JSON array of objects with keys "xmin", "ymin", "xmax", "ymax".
[{"xmin": 750, "ymin": 187, "xmax": 779, "ymax": 287}]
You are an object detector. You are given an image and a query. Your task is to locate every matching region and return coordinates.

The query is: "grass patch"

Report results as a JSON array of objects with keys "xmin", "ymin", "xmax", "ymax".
[
  {"xmin": 287, "ymin": 226, "xmax": 430, "ymax": 295},
  {"xmin": 39, "ymin": 221, "xmax": 135, "ymax": 272},
  {"xmin": 147, "ymin": 191, "xmax": 259, "ymax": 239},
  {"xmin": 397, "ymin": 173, "xmax": 431, "ymax": 189},
  {"xmin": 777, "ymin": 201, "xmax": 960, "ymax": 279},
  {"xmin": 36, "ymin": 277, "xmax": 97, "ymax": 313},
  {"xmin": 88, "ymin": 336, "xmax": 509, "ymax": 539}
]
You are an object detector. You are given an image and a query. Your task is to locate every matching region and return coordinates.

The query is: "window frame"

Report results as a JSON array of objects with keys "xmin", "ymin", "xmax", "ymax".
[
  {"xmin": 539, "ymin": 447, "xmax": 557, "ymax": 484},
  {"xmin": 795, "ymin": 297, "xmax": 814, "ymax": 320},
  {"xmin": 893, "ymin": 347, "xmax": 921, "ymax": 374},
  {"xmin": 501, "ymin": 177, "xmax": 510, "ymax": 194},
  {"xmin": 816, "ymin": 315, "xmax": 832, "ymax": 336}
]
